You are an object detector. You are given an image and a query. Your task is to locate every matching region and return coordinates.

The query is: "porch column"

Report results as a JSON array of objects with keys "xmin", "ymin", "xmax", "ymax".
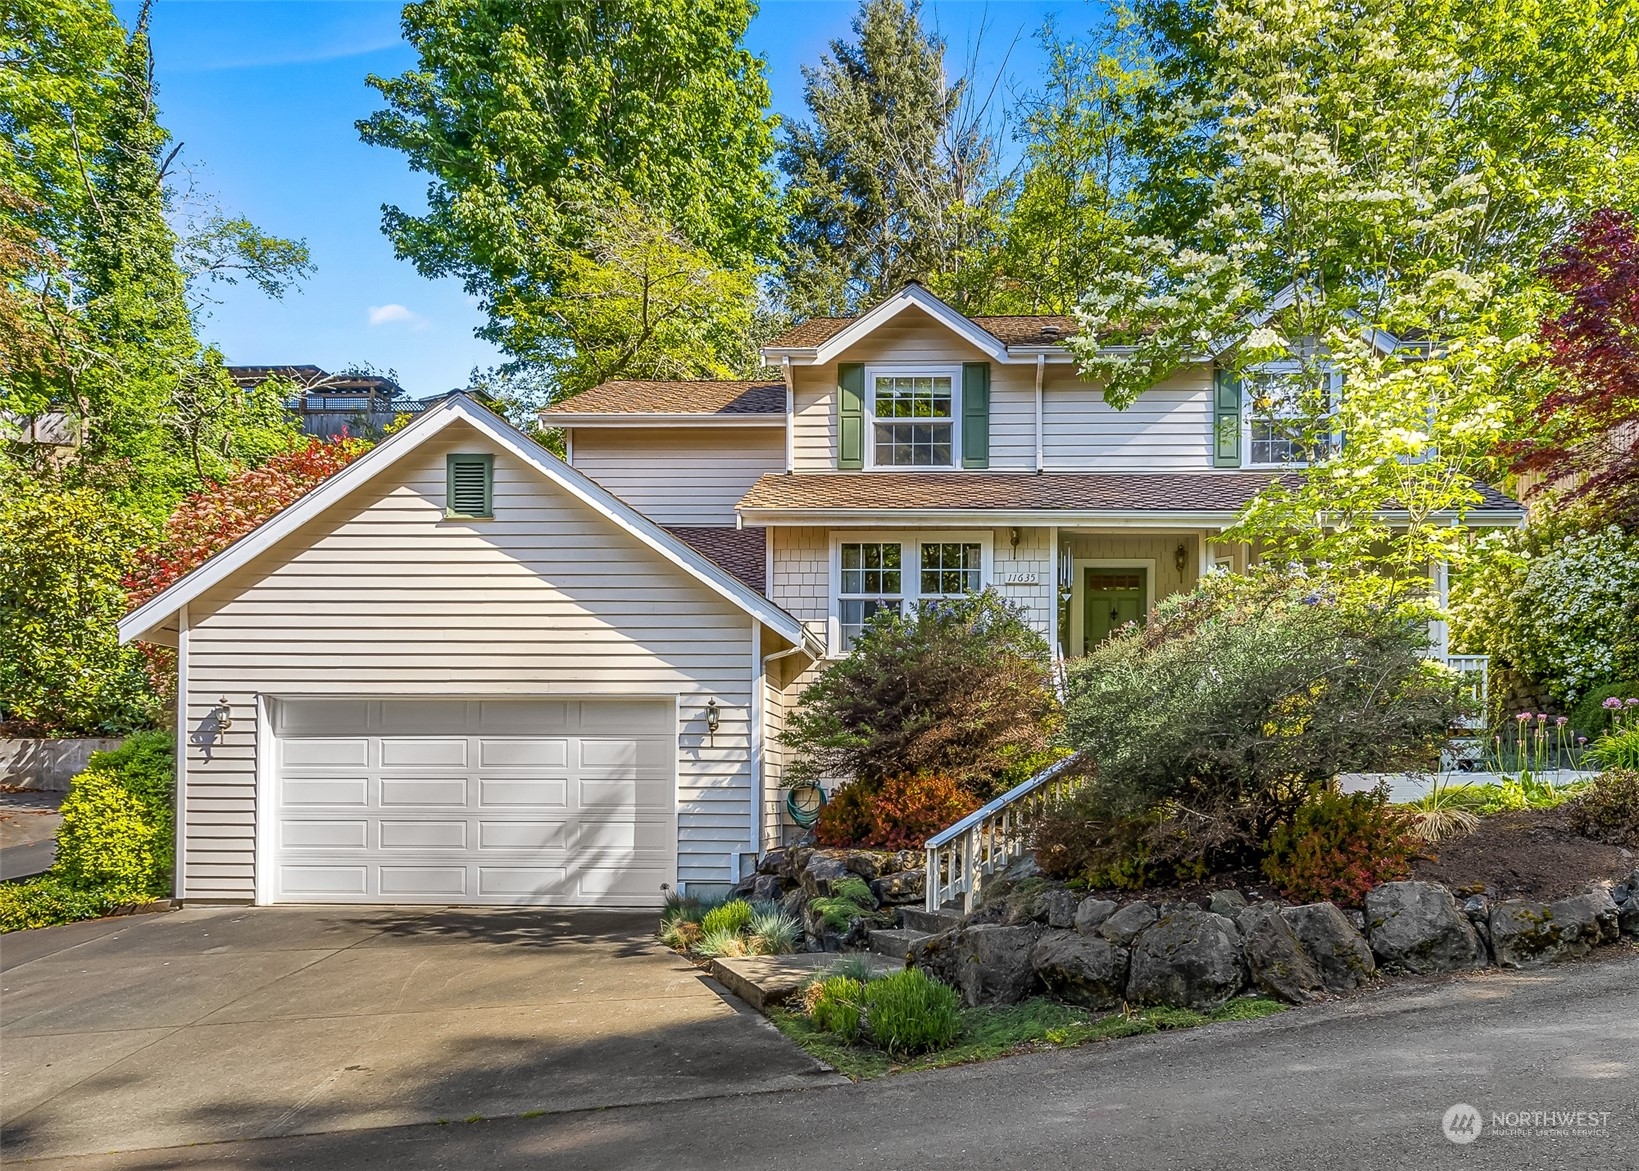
[{"xmin": 1430, "ymin": 559, "xmax": 1451, "ymax": 661}]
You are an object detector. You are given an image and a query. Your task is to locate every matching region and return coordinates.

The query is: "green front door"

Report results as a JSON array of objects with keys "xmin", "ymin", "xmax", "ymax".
[{"xmin": 1082, "ymin": 568, "xmax": 1147, "ymax": 653}]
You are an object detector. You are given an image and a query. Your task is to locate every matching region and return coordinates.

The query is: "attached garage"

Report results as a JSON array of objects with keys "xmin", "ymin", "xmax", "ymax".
[
  {"xmin": 118, "ymin": 395, "xmax": 818, "ymax": 909},
  {"xmin": 270, "ymin": 698, "xmax": 674, "ymax": 905}
]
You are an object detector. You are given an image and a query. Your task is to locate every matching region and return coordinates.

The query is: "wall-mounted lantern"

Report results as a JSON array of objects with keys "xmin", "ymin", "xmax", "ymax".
[
  {"xmin": 212, "ymin": 697, "xmax": 233, "ymax": 732},
  {"xmin": 1174, "ymin": 542, "xmax": 1189, "ymax": 581},
  {"xmin": 705, "ymin": 698, "xmax": 720, "ymax": 746}
]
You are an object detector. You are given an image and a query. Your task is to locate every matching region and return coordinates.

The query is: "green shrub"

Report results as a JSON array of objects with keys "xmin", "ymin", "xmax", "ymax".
[
  {"xmin": 747, "ymin": 906, "xmax": 800, "ymax": 954},
  {"xmin": 1567, "ymin": 682, "xmax": 1639, "ymax": 740},
  {"xmin": 693, "ymin": 927, "xmax": 749, "ymax": 958},
  {"xmin": 0, "ymin": 875, "xmax": 121, "ymax": 934},
  {"xmin": 1034, "ymin": 790, "xmax": 1190, "ymax": 889},
  {"xmin": 861, "ymin": 968, "xmax": 961, "ymax": 1057},
  {"xmin": 54, "ymin": 732, "xmax": 175, "ymax": 901},
  {"xmin": 699, "ymin": 898, "xmax": 753, "ymax": 937},
  {"xmin": 1262, "ymin": 790, "xmax": 1419, "ymax": 907},
  {"xmin": 815, "ymin": 773, "xmax": 983, "ymax": 850},
  {"xmin": 1565, "ymin": 770, "xmax": 1639, "ymax": 846},
  {"xmin": 781, "ymin": 590, "xmax": 1061, "ymax": 800},
  {"xmin": 809, "ymin": 975, "xmax": 865, "ymax": 1041},
  {"xmin": 1585, "ymin": 726, "xmax": 1639, "ymax": 771},
  {"xmin": 1062, "ymin": 570, "xmax": 1463, "ymax": 873},
  {"xmin": 808, "ymin": 876, "xmax": 880, "ymax": 931}
]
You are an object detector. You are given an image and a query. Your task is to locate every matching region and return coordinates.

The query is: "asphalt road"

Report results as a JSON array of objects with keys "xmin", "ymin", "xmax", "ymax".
[{"xmin": 18, "ymin": 944, "xmax": 1637, "ymax": 1171}]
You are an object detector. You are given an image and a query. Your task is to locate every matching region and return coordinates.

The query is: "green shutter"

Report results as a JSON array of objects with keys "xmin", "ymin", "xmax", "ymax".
[
  {"xmin": 1213, "ymin": 368, "xmax": 1242, "ymax": 467},
  {"xmin": 446, "ymin": 453, "xmax": 493, "ymax": 518},
  {"xmin": 961, "ymin": 362, "xmax": 990, "ymax": 469},
  {"xmin": 837, "ymin": 363, "xmax": 864, "ymax": 470}
]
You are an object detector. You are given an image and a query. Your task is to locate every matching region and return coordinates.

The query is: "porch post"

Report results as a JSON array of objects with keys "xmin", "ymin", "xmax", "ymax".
[{"xmin": 1430, "ymin": 559, "xmax": 1451, "ymax": 661}]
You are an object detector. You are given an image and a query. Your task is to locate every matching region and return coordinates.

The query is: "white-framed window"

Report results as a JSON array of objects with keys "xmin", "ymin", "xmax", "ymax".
[
  {"xmin": 830, "ymin": 531, "xmax": 992, "ymax": 654},
  {"xmin": 866, "ymin": 365, "xmax": 961, "ymax": 468},
  {"xmin": 1244, "ymin": 364, "xmax": 1339, "ymax": 468}
]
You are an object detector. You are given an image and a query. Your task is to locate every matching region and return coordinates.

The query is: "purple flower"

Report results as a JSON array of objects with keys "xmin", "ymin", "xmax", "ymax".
[
  {"xmin": 1516, "ymin": 711, "xmax": 1532, "ymax": 721},
  {"xmin": 1577, "ymin": 736, "xmax": 1588, "ymax": 746},
  {"xmin": 1556, "ymin": 716, "xmax": 1568, "ymax": 726},
  {"xmin": 1604, "ymin": 697, "xmax": 1625, "ymax": 710},
  {"xmin": 1626, "ymin": 698, "xmax": 1639, "ymax": 708}
]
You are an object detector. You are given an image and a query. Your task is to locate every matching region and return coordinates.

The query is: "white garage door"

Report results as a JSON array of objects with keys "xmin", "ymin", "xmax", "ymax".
[{"xmin": 269, "ymin": 698, "xmax": 675, "ymax": 906}]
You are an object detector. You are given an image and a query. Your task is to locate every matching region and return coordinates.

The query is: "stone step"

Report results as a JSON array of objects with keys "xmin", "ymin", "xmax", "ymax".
[
  {"xmin": 865, "ymin": 927, "xmax": 931, "ymax": 960},
  {"xmin": 898, "ymin": 906, "xmax": 963, "ymax": 935},
  {"xmin": 708, "ymin": 952, "xmax": 900, "ymax": 1012}
]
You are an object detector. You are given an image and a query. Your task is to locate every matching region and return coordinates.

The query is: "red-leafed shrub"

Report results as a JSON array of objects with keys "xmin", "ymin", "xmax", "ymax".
[
  {"xmin": 815, "ymin": 774, "xmax": 982, "ymax": 850},
  {"xmin": 124, "ymin": 435, "xmax": 370, "ymax": 695},
  {"xmin": 1262, "ymin": 790, "xmax": 1419, "ymax": 908}
]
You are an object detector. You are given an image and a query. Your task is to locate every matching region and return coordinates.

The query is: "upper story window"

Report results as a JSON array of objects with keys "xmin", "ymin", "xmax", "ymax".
[
  {"xmin": 1244, "ymin": 366, "xmax": 1338, "ymax": 468},
  {"xmin": 832, "ymin": 532, "xmax": 990, "ymax": 653},
  {"xmin": 868, "ymin": 367, "xmax": 959, "ymax": 468}
]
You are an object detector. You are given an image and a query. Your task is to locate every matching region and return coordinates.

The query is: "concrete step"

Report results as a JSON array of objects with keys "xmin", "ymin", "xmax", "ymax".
[
  {"xmin": 709, "ymin": 952, "xmax": 899, "ymax": 1012},
  {"xmin": 865, "ymin": 927, "xmax": 931, "ymax": 960},
  {"xmin": 898, "ymin": 906, "xmax": 963, "ymax": 935}
]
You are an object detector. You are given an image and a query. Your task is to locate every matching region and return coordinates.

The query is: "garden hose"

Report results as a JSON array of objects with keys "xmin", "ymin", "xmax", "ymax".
[{"xmin": 786, "ymin": 781, "xmax": 827, "ymax": 828}]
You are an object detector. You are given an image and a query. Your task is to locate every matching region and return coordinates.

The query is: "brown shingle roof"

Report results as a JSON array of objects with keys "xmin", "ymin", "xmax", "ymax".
[
  {"xmin": 765, "ymin": 313, "xmax": 1079, "ymax": 349},
  {"xmin": 543, "ymin": 380, "xmax": 785, "ymax": 416},
  {"xmin": 738, "ymin": 473, "xmax": 1525, "ymax": 516},
  {"xmin": 665, "ymin": 526, "xmax": 766, "ymax": 593}
]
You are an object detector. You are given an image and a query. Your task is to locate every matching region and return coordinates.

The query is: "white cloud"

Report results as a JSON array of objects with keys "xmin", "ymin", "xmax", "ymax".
[{"xmin": 368, "ymin": 304, "xmax": 426, "ymax": 329}]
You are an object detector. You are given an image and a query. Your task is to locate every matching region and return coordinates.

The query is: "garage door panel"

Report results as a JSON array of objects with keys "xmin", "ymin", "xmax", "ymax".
[
  {"xmin": 380, "ymin": 866, "xmax": 467, "ymax": 896},
  {"xmin": 272, "ymin": 699, "xmax": 674, "ymax": 906},
  {"xmin": 282, "ymin": 779, "xmax": 368, "ymax": 806},
  {"xmin": 381, "ymin": 737, "xmax": 468, "ymax": 767},
  {"xmin": 379, "ymin": 820, "xmax": 468, "ymax": 850},
  {"xmin": 280, "ymin": 820, "xmax": 368, "ymax": 849},
  {"xmin": 282, "ymin": 738, "xmax": 369, "ymax": 768},
  {"xmin": 478, "ymin": 778, "xmax": 567, "ymax": 807},
  {"xmin": 275, "ymin": 700, "xmax": 372, "ymax": 736}
]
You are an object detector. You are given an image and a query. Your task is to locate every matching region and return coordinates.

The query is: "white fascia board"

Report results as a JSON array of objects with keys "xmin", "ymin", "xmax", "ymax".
[
  {"xmin": 739, "ymin": 508, "xmax": 1244, "ymax": 528},
  {"xmin": 538, "ymin": 413, "xmax": 786, "ymax": 428},
  {"xmin": 121, "ymin": 395, "xmax": 812, "ymax": 650},
  {"xmin": 813, "ymin": 286, "xmax": 1011, "ymax": 364}
]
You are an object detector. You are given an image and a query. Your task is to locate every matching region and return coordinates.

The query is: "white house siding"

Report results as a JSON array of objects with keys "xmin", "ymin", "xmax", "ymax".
[
  {"xmin": 568, "ymin": 425, "xmax": 785, "ymax": 526},
  {"xmin": 1042, "ymin": 367, "xmax": 1213, "ymax": 470},
  {"xmin": 1062, "ymin": 531, "xmax": 1204, "ymax": 598},
  {"xmin": 178, "ymin": 424, "xmax": 763, "ymax": 902}
]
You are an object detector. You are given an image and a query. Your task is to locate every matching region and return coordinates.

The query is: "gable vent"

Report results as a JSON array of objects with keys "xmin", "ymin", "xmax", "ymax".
[{"xmin": 446, "ymin": 453, "xmax": 494, "ymax": 519}]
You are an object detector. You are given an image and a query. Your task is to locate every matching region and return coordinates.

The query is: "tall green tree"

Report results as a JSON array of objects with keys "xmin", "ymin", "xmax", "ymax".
[
  {"xmin": 358, "ymin": 0, "xmax": 778, "ymax": 382},
  {"xmin": 776, "ymin": 0, "xmax": 1003, "ymax": 317},
  {"xmin": 1064, "ymin": 0, "xmax": 1639, "ymax": 592}
]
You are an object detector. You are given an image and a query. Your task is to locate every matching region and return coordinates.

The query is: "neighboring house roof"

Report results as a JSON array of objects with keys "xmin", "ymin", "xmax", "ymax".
[
  {"xmin": 666, "ymin": 526, "xmax": 766, "ymax": 594},
  {"xmin": 736, "ymin": 471, "xmax": 1526, "ymax": 524},
  {"xmin": 542, "ymin": 380, "xmax": 786, "ymax": 420},
  {"xmin": 119, "ymin": 395, "xmax": 815, "ymax": 652},
  {"xmin": 228, "ymin": 365, "xmax": 406, "ymax": 397}
]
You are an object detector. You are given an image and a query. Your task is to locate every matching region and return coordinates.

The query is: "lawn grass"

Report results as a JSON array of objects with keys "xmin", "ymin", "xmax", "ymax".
[{"xmin": 769, "ymin": 994, "xmax": 1288, "ymax": 1080}]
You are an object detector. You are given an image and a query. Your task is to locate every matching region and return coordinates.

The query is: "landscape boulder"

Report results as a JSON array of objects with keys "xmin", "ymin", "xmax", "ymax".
[
  {"xmin": 869, "ymin": 868, "xmax": 926, "ymax": 906},
  {"xmin": 955, "ymin": 924, "xmax": 1044, "ymax": 1007},
  {"xmin": 1031, "ymin": 930, "xmax": 1129, "ymax": 1009},
  {"xmin": 1281, "ymin": 903, "xmax": 1376, "ymax": 991},
  {"xmin": 908, "ymin": 928, "xmax": 961, "ymax": 988},
  {"xmin": 1098, "ymin": 901, "xmax": 1158, "ymax": 946},
  {"xmin": 1038, "ymin": 888, "xmax": 1080, "ymax": 929},
  {"xmin": 1125, "ymin": 907, "xmax": 1247, "ymax": 1011},
  {"xmin": 756, "ymin": 847, "xmax": 791, "ymax": 877},
  {"xmin": 1489, "ymin": 891, "xmax": 1622, "ymax": 969},
  {"xmin": 843, "ymin": 851, "xmax": 885, "ymax": 881},
  {"xmin": 1365, "ymin": 881, "xmax": 1487, "ymax": 974},
  {"xmin": 799, "ymin": 852, "xmax": 853, "ymax": 899},
  {"xmin": 747, "ymin": 874, "xmax": 782, "ymax": 902},
  {"xmin": 1209, "ymin": 890, "xmax": 1248, "ymax": 917},
  {"xmin": 1238, "ymin": 905, "xmax": 1324, "ymax": 1004},
  {"xmin": 1074, "ymin": 897, "xmax": 1118, "ymax": 935}
]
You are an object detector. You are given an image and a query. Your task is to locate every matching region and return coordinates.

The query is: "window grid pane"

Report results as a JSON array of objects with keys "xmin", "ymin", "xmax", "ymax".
[
  {"xmin": 873, "ymin": 374, "xmax": 954, "ymax": 466},
  {"xmin": 839, "ymin": 542, "xmax": 901, "ymax": 595},
  {"xmin": 919, "ymin": 542, "xmax": 981, "ymax": 595}
]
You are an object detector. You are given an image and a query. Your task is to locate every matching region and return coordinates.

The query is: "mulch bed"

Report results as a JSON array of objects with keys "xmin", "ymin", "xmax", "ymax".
[{"xmin": 1411, "ymin": 807, "xmax": 1636, "ymax": 900}]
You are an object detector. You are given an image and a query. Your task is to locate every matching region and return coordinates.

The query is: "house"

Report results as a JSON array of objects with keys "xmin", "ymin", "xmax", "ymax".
[
  {"xmin": 229, "ymin": 365, "xmax": 419, "ymax": 439},
  {"xmin": 123, "ymin": 284, "xmax": 1521, "ymax": 910}
]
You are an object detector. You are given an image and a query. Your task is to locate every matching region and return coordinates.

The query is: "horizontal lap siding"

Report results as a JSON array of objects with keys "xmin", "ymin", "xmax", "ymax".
[
  {"xmin": 1042, "ymin": 369, "xmax": 1213, "ymax": 469},
  {"xmin": 181, "ymin": 426, "xmax": 758, "ymax": 901},
  {"xmin": 569, "ymin": 426, "xmax": 784, "ymax": 525}
]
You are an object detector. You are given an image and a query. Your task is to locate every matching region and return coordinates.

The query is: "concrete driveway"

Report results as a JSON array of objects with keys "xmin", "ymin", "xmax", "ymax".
[{"xmin": 0, "ymin": 906, "xmax": 840, "ymax": 1163}]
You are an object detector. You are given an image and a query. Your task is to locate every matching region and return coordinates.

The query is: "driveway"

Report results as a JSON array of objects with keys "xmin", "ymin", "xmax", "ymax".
[
  {"xmin": 0, "ymin": 790, "xmax": 63, "ymax": 881},
  {"xmin": 0, "ymin": 906, "xmax": 841, "ymax": 1162}
]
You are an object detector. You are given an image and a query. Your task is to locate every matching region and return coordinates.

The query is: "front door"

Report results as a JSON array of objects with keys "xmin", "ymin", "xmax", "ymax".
[{"xmin": 1082, "ymin": 568, "xmax": 1147, "ymax": 654}]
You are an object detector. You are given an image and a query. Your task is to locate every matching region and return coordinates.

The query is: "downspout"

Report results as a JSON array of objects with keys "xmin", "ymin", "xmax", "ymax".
[
  {"xmin": 1034, "ymin": 353, "xmax": 1045, "ymax": 472},
  {"xmin": 174, "ymin": 604, "xmax": 189, "ymax": 902},
  {"xmin": 782, "ymin": 355, "xmax": 795, "ymax": 474}
]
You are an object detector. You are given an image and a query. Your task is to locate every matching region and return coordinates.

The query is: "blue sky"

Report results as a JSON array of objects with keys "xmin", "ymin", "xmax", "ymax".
[{"xmin": 117, "ymin": 1, "xmax": 1104, "ymax": 395}]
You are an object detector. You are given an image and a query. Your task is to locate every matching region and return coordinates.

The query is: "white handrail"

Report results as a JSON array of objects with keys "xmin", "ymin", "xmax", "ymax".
[{"xmin": 924, "ymin": 750, "xmax": 1091, "ymax": 914}]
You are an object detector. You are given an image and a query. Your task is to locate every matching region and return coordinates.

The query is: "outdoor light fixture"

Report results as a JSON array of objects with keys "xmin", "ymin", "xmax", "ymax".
[
  {"xmin": 1010, "ymin": 526, "xmax": 1022, "ymax": 549},
  {"xmin": 705, "ymin": 698, "xmax": 720, "ymax": 745},
  {"xmin": 212, "ymin": 697, "xmax": 233, "ymax": 732},
  {"xmin": 1174, "ymin": 542, "xmax": 1188, "ymax": 580}
]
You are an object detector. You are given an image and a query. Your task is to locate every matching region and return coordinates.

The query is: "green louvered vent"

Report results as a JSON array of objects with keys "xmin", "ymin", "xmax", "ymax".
[{"xmin": 446, "ymin": 453, "xmax": 494, "ymax": 518}]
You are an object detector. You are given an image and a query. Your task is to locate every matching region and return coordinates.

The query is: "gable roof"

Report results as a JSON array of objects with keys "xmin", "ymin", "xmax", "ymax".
[
  {"xmin": 119, "ymin": 395, "xmax": 815, "ymax": 652},
  {"xmin": 542, "ymin": 379, "xmax": 786, "ymax": 419},
  {"xmin": 767, "ymin": 312, "xmax": 1079, "ymax": 350},
  {"xmin": 764, "ymin": 284, "xmax": 1067, "ymax": 365}
]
